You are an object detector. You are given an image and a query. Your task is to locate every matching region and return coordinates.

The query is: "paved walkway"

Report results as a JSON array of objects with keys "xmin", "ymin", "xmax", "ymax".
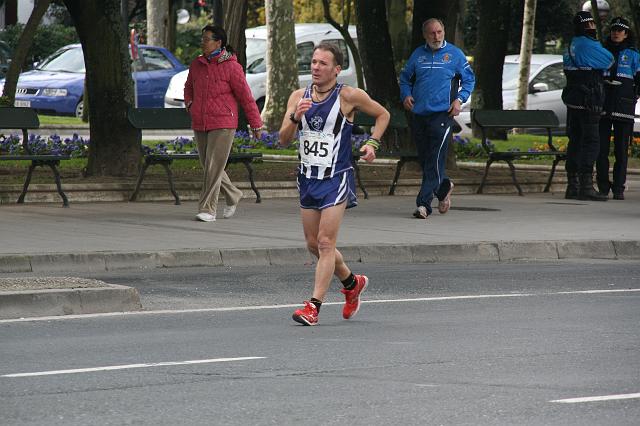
[{"xmin": 1, "ymin": 190, "xmax": 638, "ymax": 274}]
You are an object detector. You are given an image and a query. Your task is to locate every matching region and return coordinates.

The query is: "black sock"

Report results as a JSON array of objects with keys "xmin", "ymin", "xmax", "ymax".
[
  {"xmin": 310, "ymin": 298, "xmax": 322, "ymax": 312},
  {"xmin": 341, "ymin": 273, "xmax": 356, "ymax": 290}
]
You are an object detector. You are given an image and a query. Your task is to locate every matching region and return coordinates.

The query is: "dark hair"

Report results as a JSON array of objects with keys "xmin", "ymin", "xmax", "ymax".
[
  {"xmin": 609, "ymin": 16, "xmax": 635, "ymax": 46},
  {"xmin": 202, "ymin": 25, "xmax": 234, "ymax": 54},
  {"xmin": 313, "ymin": 42, "xmax": 343, "ymax": 67},
  {"xmin": 573, "ymin": 11, "xmax": 595, "ymax": 36}
]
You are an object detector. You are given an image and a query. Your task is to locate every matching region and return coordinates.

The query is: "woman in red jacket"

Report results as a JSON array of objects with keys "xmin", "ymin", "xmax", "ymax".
[{"xmin": 184, "ymin": 25, "xmax": 263, "ymax": 222}]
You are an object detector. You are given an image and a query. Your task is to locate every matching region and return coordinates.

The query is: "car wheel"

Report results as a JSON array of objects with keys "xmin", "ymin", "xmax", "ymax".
[
  {"xmin": 256, "ymin": 98, "xmax": 265, "ymax": 112},
  {"xmin": 75, "ymin": 99, "xmax": 84, "ymax": 118}
]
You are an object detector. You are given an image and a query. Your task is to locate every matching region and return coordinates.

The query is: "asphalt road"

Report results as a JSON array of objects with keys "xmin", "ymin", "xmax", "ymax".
[{"xmin": 1, "ymin": 261, "xmax": 639, "ymax": 425}]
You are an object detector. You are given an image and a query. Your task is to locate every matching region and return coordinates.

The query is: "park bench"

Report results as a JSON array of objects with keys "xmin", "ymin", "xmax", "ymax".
[
  {"xmin": 473, "ymin": 109, "xmax": 565, "ymax": 196},
  {"xmin": 0, "ymin": 107, "xmax": 70, "ymax": 207},
  {"xmin": 127, "ymin": 108, "xmax": 262, "ymax": 205},
  {"xmin": 353, "ymin": 107, "xmax": 412, "ymax": 196}
]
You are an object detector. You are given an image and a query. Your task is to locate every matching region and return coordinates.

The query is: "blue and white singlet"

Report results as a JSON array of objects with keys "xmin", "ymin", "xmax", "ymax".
[{"xmin": 297, "ymin": 83, "xmax": 353, "ymax": 180}]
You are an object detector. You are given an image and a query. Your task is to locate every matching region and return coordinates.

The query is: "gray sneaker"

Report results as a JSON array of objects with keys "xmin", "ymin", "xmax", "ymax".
[{"xmin": 413, "ymin": 206, "xmax": 428, "ymax": 219}]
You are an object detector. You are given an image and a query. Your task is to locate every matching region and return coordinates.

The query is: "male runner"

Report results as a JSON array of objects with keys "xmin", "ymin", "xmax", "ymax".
[{"xmin": 279, "ymin": 43, "xmax": 390, "ymax": 326}]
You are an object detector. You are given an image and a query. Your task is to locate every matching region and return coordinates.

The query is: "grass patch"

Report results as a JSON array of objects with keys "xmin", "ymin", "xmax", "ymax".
[{"xmin": 37, "ymin": 115, "xmax": 85, "ymax": 126}]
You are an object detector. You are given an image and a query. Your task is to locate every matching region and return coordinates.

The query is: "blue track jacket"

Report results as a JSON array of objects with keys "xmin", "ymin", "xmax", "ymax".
[{"xmin": 400, "ymin": 41, "xmax": 475, "ymax": 115}]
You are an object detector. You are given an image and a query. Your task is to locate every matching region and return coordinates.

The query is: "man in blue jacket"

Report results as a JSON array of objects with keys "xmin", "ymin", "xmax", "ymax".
[
  {"xmin": 400, "ymin": 18, "xmax": 475, "ymax": 219},
  {"xmin": 562, "ymin": 11, "xmax": 614, "ymax": 201},
  {"xmin": 596, "ymin": 16, "xmax": 640, "ymax": 200}
]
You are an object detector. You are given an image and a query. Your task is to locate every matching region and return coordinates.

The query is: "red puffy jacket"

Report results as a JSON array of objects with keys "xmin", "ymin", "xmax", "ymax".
[{"xmin": 184, "ymin": 49, "xmax": 263, "ymax": 131}]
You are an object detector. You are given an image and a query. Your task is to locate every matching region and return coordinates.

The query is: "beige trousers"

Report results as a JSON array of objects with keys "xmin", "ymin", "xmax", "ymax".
[{"xmin": 194, "ymin": 129, "xmax": 243, "ymax": 215}]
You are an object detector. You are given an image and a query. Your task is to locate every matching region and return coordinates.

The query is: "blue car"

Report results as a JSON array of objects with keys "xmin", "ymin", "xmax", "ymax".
[{"xmin": 0, "ymin": 43, "xmax": 186, "ymax": 117}]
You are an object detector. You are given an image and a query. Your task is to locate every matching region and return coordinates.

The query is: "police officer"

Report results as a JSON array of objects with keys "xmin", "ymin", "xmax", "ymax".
[
  {"xmin": 596, "ymin": 17, "xmax": 640, "ymax": 200},
  {"xmin": 562, "ymin": 11, "xmax": 614, "ymax": 201}
]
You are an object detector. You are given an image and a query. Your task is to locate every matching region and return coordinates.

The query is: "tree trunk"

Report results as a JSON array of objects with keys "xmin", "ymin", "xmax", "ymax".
[
  {"xmin": 629, "ymin": 0, "xmax": 640, "ymax": 41},
  {"xmin": 224, "ymin": 0, "xmax": 249, "ymax": 69},
  {"xmin": 64, "ymin": 0, "xmax": 141, "ymax": 177},
  {"xmin": 354, "ymin": 0, "xmax": 398, "ymax": 109},
  {"xmin": 0, "ymin": 0, "xmax": 51, "ymax": 106},
  {"xmin": 515, "ymin": 0, "xmax": 537, "ymax": 111},
  {"xmin": 386, "ymin": 0, "xmax": 409, "ymax": 67},
  {"xmin": 261, "ymin": 0, "xmax": 298, "ymax": 132},
  {"xmin": 471, "ymin": 0, "xmax": 511, "ymax": 139},
  {"xmin": 321, "ymin": 0, "xmax": 364, "ymax": 90},
  {"xmin": 147, "ymin": 0, "xmax": 169, "ymax": 47},
  {"xmin": 590, "ymin": 0, "xmax": 603, "ymax": 41}
]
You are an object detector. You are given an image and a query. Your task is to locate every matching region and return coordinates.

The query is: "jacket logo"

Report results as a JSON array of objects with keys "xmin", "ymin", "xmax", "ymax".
[
  {"xmin": 310, "ymin": 116, "xmax": 324, "ymax": 131},
  {"xmin": 443, "ymin": 53, "xmax": 450, "ymax": 63}
]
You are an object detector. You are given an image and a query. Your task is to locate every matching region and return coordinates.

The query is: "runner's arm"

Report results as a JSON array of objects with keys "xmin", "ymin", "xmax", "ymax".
[{"xmin": 279, "ymin": 89, "xmax": 306, "ymax": 147}]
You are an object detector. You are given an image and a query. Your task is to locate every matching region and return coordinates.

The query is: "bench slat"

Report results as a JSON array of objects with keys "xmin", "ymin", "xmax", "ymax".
[
  {"xmin": 473, "ymin": 109, "xmax": 559, "ymax": 128},
  {"xmin": 128, "ymin": 108, "xmax": 192, "ymax": 130},
  {"xmin": 0, "ymin": 107, "xmax": 40, "ymax": 129}
]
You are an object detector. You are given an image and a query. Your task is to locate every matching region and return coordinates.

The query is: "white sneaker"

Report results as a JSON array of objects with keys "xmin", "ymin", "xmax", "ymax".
[
  {"xmin": 195, "ymin": 212, "xmax": 216, "ymax": 222},
  {"xmin": 223, "ymin": 204, "xmax": 237, "ymax": 219}
]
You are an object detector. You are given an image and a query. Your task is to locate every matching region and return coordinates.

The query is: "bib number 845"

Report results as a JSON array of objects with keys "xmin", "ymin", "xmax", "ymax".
[{"xmin": 303, "ymin": 139, "xmax": 329, "ymax": 157}]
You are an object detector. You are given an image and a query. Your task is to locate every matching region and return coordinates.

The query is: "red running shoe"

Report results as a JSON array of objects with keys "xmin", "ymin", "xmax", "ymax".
[
  {"xmin": 292, "ymin": 301, "xmax": 318, "ymax": 326},
  {"xmin": 340, "ymin": 274, "xmax": 369, "ymax": 319}
]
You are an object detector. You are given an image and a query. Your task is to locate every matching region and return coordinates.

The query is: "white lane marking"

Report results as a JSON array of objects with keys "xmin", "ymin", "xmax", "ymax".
[
  {"xmin": 1, "ymin": 356, "xmax": 265, "ymax": 378},
  {"xmin": 550, "ymin": 392, "xmax": 640, "ymax": 403},
  {"xmin": 1, "ymin": 288, "xmax": 639, "ymax": 324}
]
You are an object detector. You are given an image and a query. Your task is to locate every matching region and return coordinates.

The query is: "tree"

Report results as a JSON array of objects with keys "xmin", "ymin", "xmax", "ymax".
[
  {"xmin": 260, "ymin": 0, "xmax": 298, "ymax": 131},
  {"xmin": 147, "ymin": 0, "xmax": 169, "ymax": 47},
  {"xmin": 63, "ymin": 0, "xmax": 140, "ymax": 176},
  {"xmin": 354, "ymin": 0, "xmax": 398, "ymax": 108},
  {"xmin": 224, "ymin": 0, "xmax": 249, "ymax": 69},
  {"xmin": 470, "ymin": 0, "xmax": 511, "ymax": 139},
  {"xmin": 1, "ymin": 0, "xmax": 52, "ymax": 106},
  {"xmin": 515, "ymin": 0, "xmax": 537, "ymax": 111},
  {"xmin": 321, "ymin": 0, "xmax": 364, "ymax": 89},
  {"xmin": 386, "ymin": 0, "xmax": 409, "ymax": 69}
]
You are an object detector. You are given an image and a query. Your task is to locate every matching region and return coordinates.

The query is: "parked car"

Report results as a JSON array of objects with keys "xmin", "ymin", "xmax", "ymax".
[
  {"xmin": 164, "ymin": 23, "xmax": 359, "ymax": 110},
  {"xmin": 634, "ymin": 102, "xmax": 640, "ymax": 135},
  {"xmin": 457, "ymin": 54, "xmax": 566, "ymax": 134},
  {"xmin": 0, "ymin": 43, "xmax": 186, "ymax": 117}
]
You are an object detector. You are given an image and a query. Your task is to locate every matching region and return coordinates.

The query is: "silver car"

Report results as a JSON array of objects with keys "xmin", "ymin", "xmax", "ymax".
[{"xmin": 458, "ymin": 54, "xmax": 566, "ymax": 134}]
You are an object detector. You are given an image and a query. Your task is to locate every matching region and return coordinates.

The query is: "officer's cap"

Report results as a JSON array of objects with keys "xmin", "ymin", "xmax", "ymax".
[
  {"xmin": 610, "ymin": 17, "xmax": 631, "ymax": 31},
  {"xmin": 573, "ymin": 11, "xmax": 594, "ymax": 26}
]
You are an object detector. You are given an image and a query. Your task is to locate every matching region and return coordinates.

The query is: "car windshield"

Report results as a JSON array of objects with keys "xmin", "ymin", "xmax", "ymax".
[
  {"xmin": 246, "ymin": 38, "xmax": 266, "ymax": 74},
  {"xmin": 36, "ymin": 47, "xmax": 85, "ymax": 73},
  {"xmin": 502, "ymin": 62, "xmax": 543, "ymax": 90}
]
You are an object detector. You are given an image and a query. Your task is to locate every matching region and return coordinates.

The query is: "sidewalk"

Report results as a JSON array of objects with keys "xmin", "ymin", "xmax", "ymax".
[
  {"xmin": 1, "ymin": 190, "xmax": 639, "ymax": 273},
  {"xmin": 1, "ymin": 187, "xmax": 639, "ymax": 319}
]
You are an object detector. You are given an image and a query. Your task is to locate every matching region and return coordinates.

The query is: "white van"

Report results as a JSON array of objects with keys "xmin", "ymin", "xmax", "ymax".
[{"xmin": 164, "ymin": 23, "xmax": 359, "ymax": 109}]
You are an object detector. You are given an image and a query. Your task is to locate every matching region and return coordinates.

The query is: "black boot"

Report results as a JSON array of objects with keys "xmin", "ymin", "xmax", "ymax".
[
  {"xmin": 565, "ymin": 173, "xmax": 579, "ymax": 199},
  {"xmin": 578, "ymin": 173, "xmax": 608, "ymax": 201}
]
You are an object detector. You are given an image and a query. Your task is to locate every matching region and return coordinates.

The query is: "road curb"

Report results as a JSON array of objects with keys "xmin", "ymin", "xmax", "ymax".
[
  {"xmin": 0, "ymin": 284, "xmax": 142, "ymax": 319},
  {"xmin": 1, "ymin": 240, "xmax": 638, "ymax": 274}
]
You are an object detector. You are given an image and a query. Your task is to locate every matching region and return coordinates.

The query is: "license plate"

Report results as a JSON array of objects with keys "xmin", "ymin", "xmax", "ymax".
[{"xmin": 14, "ymin": 100, "xmax": 30, "ymax": 108}]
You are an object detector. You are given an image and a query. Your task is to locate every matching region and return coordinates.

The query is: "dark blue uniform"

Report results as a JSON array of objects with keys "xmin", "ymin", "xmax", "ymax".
[{"xmin": 596, "ymin": 42, "xmax": 640, "ymax": 197}]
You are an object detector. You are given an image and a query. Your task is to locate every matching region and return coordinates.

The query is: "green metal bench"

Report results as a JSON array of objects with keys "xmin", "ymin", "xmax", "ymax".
[
  {"xmin": 473, "ymin": 109, "xmax": 566, "ymax": 196},
  {"xmin": 353, "ymin": 108, "xmax": 411, "ymax": 196},
  {"xmin": 0, "ymin": 107, "xmax": 70, "ymax": 207},
  {"xmin": 127, "ymin": 108, "xmax": 262, "ymax": 205}
]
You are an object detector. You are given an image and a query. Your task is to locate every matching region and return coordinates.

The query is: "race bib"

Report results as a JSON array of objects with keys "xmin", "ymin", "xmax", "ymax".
[{"xmin": 299, "ymin": 130, "xmax": 335, "ymax": 169}]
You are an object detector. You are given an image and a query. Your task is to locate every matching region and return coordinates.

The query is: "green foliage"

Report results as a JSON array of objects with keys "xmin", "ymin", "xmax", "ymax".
[
  {"xmin": 0, "ymin": 23, "xmax": 78, "ymax": 67},
  {"xmin": 174, "ymin": 14, "xmax": 212, "ymax": 66}
]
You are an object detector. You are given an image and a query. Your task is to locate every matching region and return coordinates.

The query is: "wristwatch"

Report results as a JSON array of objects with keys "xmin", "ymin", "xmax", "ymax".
[{"xmin": 289, "ymin": 112, "xmax": 301, "ymax": 124}]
